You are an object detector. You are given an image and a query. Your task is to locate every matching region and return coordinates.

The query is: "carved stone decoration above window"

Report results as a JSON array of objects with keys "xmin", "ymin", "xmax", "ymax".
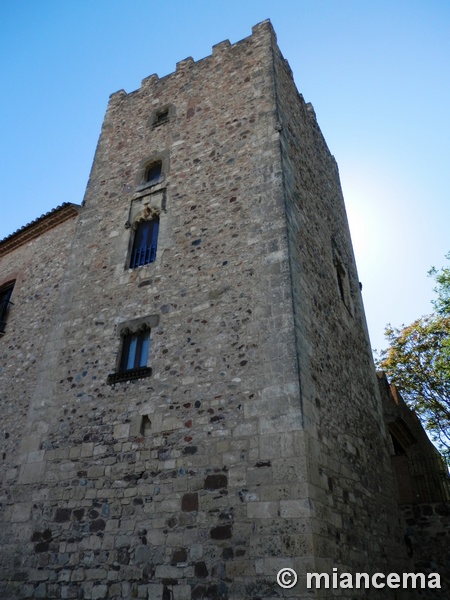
[
  {"xmin": 134, "ymin": 205, "xmax": 160, "ymax": 224},
  {"xmin": 117, "ymin": 315, "xmax": 159, "ymax": 338},
  {"xmin": 125, "ymin": 189, "xmax": 166, "ymax": 230}
]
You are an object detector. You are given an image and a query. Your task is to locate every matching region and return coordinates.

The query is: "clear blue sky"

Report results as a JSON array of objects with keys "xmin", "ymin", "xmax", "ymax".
[{"xmin": 1, "ymin": 0, "xmax": 449, "ymax": 353}]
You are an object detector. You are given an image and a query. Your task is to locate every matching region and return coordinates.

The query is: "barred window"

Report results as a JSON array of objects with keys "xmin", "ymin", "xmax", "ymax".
[{"xmin": 130, "ymin": 217, "xmax": 160, "ymax": 268}]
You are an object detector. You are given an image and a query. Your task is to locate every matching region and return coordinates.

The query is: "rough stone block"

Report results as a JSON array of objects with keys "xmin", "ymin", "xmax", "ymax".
[
  {"xmin": 18, "ymin": 462, "xmax": 45, "ymax": 484},
  {"xmin": 11, "ymin": 503, "xmax": 32, "ymax": 523},
  {"xmin": 247, "ymin": 501, "xmax": 279, "ymax": 519},
  {"xmin": 181, "ymin": 492, "xmax": 198, "ymax": 512}
]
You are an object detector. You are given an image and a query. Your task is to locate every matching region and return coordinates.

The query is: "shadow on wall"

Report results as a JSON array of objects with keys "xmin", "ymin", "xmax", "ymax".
[{"xmin": 377, "ymin": 371, "xmax": 450, "ymax": 504}]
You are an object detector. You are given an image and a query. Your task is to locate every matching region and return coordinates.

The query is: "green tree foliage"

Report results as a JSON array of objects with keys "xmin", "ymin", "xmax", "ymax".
[
  {"xmin": 377, "ymin": 254, "xmax": 450, "ymax": 456},
  {"xmin": 429, "ymin": 251, "xmax": 450, "ymax": 316}
]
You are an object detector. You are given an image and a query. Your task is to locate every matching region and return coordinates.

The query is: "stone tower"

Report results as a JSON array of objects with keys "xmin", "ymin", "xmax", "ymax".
[{"xmin": 0, "ymin": 20, "xmax": 415, "ymax": 599}]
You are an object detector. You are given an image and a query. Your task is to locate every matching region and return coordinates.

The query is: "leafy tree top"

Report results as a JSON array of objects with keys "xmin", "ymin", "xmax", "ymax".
[{"xmin": 377, "ymin": 253, "xmax": 450, "ymax": 457}]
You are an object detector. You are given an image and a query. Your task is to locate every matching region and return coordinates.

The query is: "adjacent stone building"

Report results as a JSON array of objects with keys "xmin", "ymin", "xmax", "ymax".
[{"xmin": 0, "ymin": 20, "xmax": 448, "ymax": 599}]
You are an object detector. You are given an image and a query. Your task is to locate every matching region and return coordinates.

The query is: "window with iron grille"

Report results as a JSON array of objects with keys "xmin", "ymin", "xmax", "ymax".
[
  {"xmin": 0, "ymin": 282, "xmax": 14, "ymax": 335},
  {"xmin": 130, "ymin": 218, "xmax": 159, "ymax": 268}
]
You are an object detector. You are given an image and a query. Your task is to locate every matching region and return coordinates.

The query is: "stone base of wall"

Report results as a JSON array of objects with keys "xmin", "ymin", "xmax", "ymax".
[{"xmin": 402, "ymin": 502, "xmax": 450, "ymax": 598}]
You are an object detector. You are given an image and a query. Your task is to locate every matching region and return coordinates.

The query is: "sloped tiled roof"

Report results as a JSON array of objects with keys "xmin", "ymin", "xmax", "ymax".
[{"xmin": 0, "ymin": 202, "xmax": 80, "ymax": 257}]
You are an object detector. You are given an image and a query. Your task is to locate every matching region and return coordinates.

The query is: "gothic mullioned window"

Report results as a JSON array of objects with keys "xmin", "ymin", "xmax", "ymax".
[
  {"xmin": 119, "ymin": 328, "xmax": 150, "ymax": 372},
  {"xmin": 107, "ymin": 315, "xmax": 158, "ymax": 384},
  {"xmin": 107, "ymin": 327, "xmax": 151, "ymax": 383}
]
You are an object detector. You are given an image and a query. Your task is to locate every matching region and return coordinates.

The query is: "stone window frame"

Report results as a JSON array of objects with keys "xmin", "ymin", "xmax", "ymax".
[
  {"xmin": 124, "ymin": 188, "xmax": 167, "ymax": 271},
  {"xmin": 0, "ymin": 280, "xmax": 15, "ymax": 336},
  {"xmin": 107, "ymin": 314, "xmax": 159, "ymax": 384},
  {"xmin": 135, "ymin": 150, "xmax": 170, "ymax": 193},
  {"xmin": 148, "ymin": 104, "xmax": 175, "ymax": 129}
]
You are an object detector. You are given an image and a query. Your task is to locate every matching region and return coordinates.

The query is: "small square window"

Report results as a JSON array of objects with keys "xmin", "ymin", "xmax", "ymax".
[
  {"xmin": 154, "ymin": 109, "xmax": 169, "ymax": 125},
  {"xmin": 130, "ymin": 218, "xmax": 159, "ymax": 268},
  {"xmin": 136, "ymin": 152, "xmax": 169, "ymax": 192},
  {"xmin": 0, "ymin": 282, "xmax": 15, "ymax": 335},
  {"xmin": 145, "ymin": 161, "xmax": 162, "ymax": 185},
  {"xmin": 149, "ymin": 105, "xmax": 174, "ymax": 128}
]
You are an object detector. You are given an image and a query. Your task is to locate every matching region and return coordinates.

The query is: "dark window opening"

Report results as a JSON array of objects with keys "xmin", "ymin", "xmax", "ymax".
[
  {"xmin": 140, "ymin": 415, "xmax": 152, "ymax": 436},
  {"xmin": 155, "ymin": 109, "xmax": 169, "ymax": 125},
  {"xmin": 120, "ymin": 329, "xmax": 150, "ymax": 372},
  {"xmin": 336, "ymin": 264, "xmax": 346, "ymax": 303},
  {"xmin": 334, "ymin": 257, "xmax": 353, "ymax": 316},
  {"xmin": 150, "ymin": 106, "xmax": 173, "ymax": 129},
  {"xmin": 130, "ymin": 218, "xmax": 160, "ymax": 268},
  {"xmin": 0, "ymin": 282, "xmax": 14, "ymax": 335},
  {"xmin": 391, "ymin": 434, "xmax": 406, "ymax": 456},
  {"xmin": 144, "ymin": 161, "xmax": 162, "ymax": 185}
]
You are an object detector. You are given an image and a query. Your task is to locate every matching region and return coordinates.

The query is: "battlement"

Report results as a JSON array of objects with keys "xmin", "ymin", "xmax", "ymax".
[{"xmin": 109, "ymin": 19, "xmax": 276, "ymax": 102}]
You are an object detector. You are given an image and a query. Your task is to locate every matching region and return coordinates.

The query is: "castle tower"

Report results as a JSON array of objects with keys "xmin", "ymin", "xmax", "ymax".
[{"xmin": 0, "ymin": 21, "xmax": 412, "ymax": 599}]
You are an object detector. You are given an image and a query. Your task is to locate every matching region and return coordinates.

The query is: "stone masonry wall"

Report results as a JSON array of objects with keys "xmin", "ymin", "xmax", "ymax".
[
  {"xmin": 271, "ymin": 29, "xmax": 413, "ymax": 593},
  {"xmin": 402, "ymin": 503, "xmax": 450, "ymax": 598},
  {"xmin": 0, "ymin": 22, "xmax": 313, "ymax": 600},
  {"xmin": 0, "ymin": 213, "xmax": 79, "ymax": 594}
]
